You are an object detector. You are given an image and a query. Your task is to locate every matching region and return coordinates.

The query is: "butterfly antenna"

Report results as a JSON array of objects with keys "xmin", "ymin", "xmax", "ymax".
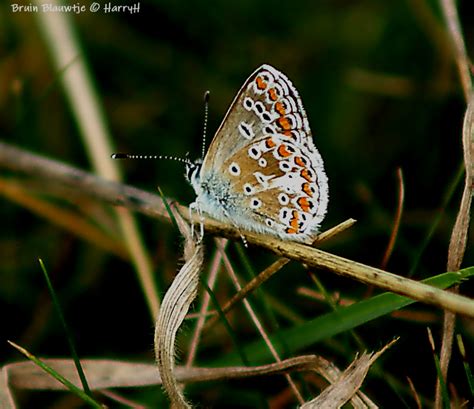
[
  {"xmin": 201, "ymin": 90, "xmax": 210, "ymax": 160},
  {"xmin": 111, "ymin": 153, "xmax": 192, "ymax": 165}
]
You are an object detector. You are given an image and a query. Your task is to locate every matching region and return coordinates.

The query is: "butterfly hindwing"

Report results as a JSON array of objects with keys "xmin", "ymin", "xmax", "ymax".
[{"xmin": 195, "ymin": 64, "xmax": 329, "ymax": 241}]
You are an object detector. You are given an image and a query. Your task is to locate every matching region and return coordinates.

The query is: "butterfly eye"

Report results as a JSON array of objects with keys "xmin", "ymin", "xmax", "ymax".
[{"xmin": 229, "ymin": 162, "xmax": 241, "ymax": 176}]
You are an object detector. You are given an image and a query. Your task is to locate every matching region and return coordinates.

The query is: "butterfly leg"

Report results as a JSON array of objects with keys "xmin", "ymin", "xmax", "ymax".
[{"xmin": 189, "ymin": 201, "xmax": 204, "ymax": 242}]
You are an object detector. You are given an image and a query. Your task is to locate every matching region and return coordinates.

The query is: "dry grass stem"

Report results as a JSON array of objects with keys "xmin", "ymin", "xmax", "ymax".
[
  {"xmin": 203, "ymin": 219, "xmax": 355, "ymax": 330},
  {"xmin": 436, "ymin": 0, "xmax": 474, "ymax": 398},
  {"xmin": 406, "ymin": 376, "xmax": 423, "ymax": 409},
  {"xmin": 154, "ymin": 208, "xmax": 204, "ymax": 408},
  {"xmin": 214, "ymin": 239, "xmax": 305, "ymax": 405},
  {"xmin": 0, "ymin": 178, "xmax": 128, "ymax": 259},
  {"xmin": 301, "ymin": 339, "xmax": 397, "ymax": 408},
  {"xmin": 1, "ymin": 141, "xmax": 473, "ymax": 319},
  {"xmin": 185, "ymin": 240, "xmax": 227, "ymax": 367},
  {"xmin": 34, "ymin": 0, "xmax": 159, "ymax": 318},
  {"xmin": 380, "ymin": 168, "xmax": 405, "ymax": 269}
]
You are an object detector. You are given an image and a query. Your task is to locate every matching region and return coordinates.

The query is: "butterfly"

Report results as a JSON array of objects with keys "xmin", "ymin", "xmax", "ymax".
[{"xmin": 185, "ymin": 64, "xmax": 329, "ymax": 243}]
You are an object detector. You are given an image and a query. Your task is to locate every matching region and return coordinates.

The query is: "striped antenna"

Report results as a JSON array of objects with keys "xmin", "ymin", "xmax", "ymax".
[
  {"xmin": 111, "ymin": 153, "xmax": 192, "ymax": 165},
  {"xmin": 201, "ymin": 91, "xmax": 210, "ymax": 159},
  {"xmin": 112, "ymin": 91, "xmax": 211, "ymax": 165}
]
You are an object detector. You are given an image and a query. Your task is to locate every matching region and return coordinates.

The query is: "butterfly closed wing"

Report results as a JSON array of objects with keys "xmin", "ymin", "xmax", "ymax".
[{"xmin": 186, "ymin": 64, "xmax": 329, "ymax": 243}]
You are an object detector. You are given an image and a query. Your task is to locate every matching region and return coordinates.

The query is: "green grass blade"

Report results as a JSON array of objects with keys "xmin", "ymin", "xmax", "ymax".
[
  {"xmin": 215, "ymin": 268, "xmax": 473, "ymax": 365},
  {"xmin": 157, "ymin": 187, "xmax": 180, "ymax": 233},
  {"xmin": 38, "ymin": 259, "xmax": 92, "ymax": 396},
  {"xmin": 199, "ymin": 278, "xmax": 251, "ymax": 366},
  {"xmin": 457, "ymin": 334, "xmax": 474, "ymax": 397},
  {"xmin": 7, "ymin": 341, "xmax": 103, "ymax": 408}
]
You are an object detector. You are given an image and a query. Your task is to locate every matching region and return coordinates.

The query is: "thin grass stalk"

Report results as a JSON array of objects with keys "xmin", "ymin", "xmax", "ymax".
[
  {"xmin": 214, "ymin": 239, "xmax": 305, "ymax": 405},
  {"xmin": 436, "ymin": 0, "xmax": 474, "ymax": 402},
  {"xmin": 34, "ymin": 0, "xmax": 160, "ymax": 318}
]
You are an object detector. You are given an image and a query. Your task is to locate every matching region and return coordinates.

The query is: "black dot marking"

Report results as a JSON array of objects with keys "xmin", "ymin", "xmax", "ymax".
[
  {"xmin": 262, "ymin": 112, "xmax": 272, "ymax": 122},
  {"xmin": 250, "ymin": 198, "xmax": 262, "ymax": 209},
  {"xmin": 290, "ymin": 131, "xmax": 299, "ymax": 141},
  {"xmin": 278, "ymin": 193, "xmax": 289, "ymax": 205},
  {"xmin": 264, "ymin": 125, "xmax": 274, "ymax": 134},
  {"xmin": 249, "ymin": 147, "xmax": 260, "ymax": 159},
  {"xmin": 280, "ymin": 162, "xmax": 291, "ymax": 171},
  {"xmin": 243, "ymin": 97, "xmax": 253, "ymax": 109},
  {"xmin": 266, "ymin": 219, "xmax": 274, "ymax": 227},
  {"xmin": 255, "ymin": 102, "xmax": 264, "ymax": 113},
  {"xmin": 239, "ymin": 122, "xmax": 253, "ymax": 139},
  {"xmin": 229, "ymin": 163, "xmax": 241, "ymax": 176},
  {"xmin": 243, "ymin": 183, "xmax": 255, "ymax": 195}
]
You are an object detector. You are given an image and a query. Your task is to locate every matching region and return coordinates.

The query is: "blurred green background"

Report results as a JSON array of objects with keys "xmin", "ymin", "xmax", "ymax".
[{"xmin": 1, "ymin": 0, "xmax": 473, "ymax": 407}]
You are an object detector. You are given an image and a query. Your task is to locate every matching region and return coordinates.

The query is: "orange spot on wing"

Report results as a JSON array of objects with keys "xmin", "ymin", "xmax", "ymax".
[
  {"xmin": 301, "ymin": 169, "xmax": 313, "ymax": 182},
  {"xmin": 277, "ymin": 144, "xmax": 292, "ymax": 158},
  {"xmin": 295, "ymin": 156, "xmax": 306, "ymax": 167},
  {"xmin": 256, "ymin": 76, "xmax": 267, "ymax": 90},
  {"xmin": 277, "ymin": 116, "xmax": 291, "ymax": 130},
  {"xmin": 302, "ymin": 182, "xmax": 314, "ymax": 197},
  {"xmin": 289, "ymin": 210, "xmax": 300, "ymax": 231},
  {"xmin": 268, "ymin": 88, "xmax": 278, "ymax": 101},
  {"xmin": 265, "ymin": 137, "xmax": 276, "ymax": 149},
  {"xmin": 285, "ymin": 227, "xmax": 298, "ymax": 234},
  {"xmin": 297, "ymin": 197, "xmax": 313, "ymax": 213},
  {"xmin": 275, "ymin": 101, "xmax": 286, "ymax": 115}
]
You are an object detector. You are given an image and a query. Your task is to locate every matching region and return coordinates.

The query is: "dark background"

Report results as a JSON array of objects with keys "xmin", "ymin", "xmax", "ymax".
[{"xmin": 1, "ymin": 0, "xmax": 473, "ymax": 407}]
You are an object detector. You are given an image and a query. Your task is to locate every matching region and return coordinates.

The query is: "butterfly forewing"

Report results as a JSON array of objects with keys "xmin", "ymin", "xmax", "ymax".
[{"xmin": 196, "ymin": 64, "xmax": 328, "ymax": 241}]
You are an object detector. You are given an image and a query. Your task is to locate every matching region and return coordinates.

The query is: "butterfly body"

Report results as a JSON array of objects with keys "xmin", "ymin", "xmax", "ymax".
[{"xmin": 188, "ymin": 64, "xmax": 329, "ymax": 243}]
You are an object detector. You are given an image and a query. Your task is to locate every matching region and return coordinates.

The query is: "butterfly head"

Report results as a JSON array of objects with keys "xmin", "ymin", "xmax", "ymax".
[{"xmin": 185, "ymin": 158, "xmax": 203, "ymax": 190}]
